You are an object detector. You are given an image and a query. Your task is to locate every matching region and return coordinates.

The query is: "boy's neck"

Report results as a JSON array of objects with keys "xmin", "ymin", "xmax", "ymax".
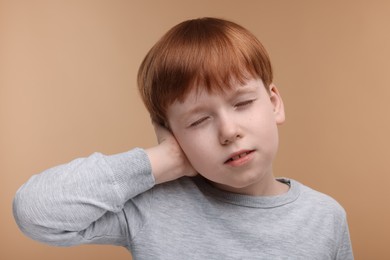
[{"xmin": 209, "ymin": 176, "xmax": 290, "ymax": 197}]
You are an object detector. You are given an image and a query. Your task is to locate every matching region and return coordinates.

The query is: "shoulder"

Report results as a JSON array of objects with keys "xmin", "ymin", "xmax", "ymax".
[
  {"xmin": 151, "ymin": 176, "xmax": 204, "ymax": 202},
  {"xmin": 131, "ymin": 176, "xmax": 203, "ymax": 207},
  {"xmin": 291, "ymin": 179, "xmax": 347, "ymax": 219}
]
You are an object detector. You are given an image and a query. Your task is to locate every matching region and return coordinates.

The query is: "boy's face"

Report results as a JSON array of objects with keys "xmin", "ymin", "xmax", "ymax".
[{"xmin": 167, "ymin": 78, "xmax": 285, "ymax": 195}]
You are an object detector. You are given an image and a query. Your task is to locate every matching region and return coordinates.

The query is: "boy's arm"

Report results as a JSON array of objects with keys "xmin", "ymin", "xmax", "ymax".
[
  {"xmin": 13, "ymin": 149, "xmax": 153, "ymax": 246},
  {"xmin": 335, "ymin": 217, "xmax": 354, "ymax": 260},
  {"xmin": 13, "ymin": 125, "xmax": 195, "ymax": 246}
]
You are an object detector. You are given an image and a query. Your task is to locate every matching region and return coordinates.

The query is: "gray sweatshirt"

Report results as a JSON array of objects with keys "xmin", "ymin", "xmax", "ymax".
[{"xmin": 13, "ymin": 148, "xmax": 353, "ymax": 259}]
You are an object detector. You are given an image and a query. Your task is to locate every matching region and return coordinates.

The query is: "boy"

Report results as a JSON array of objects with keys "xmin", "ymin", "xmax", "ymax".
[{"xmin": 13, "ymin": 17, "xmax": 353, "ymax": 259}]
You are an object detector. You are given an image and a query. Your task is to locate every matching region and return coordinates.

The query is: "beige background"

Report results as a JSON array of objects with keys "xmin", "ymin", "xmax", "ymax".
[{"xmin": 1, "ymin": 0, "xmax": 389, "ymax": 259}]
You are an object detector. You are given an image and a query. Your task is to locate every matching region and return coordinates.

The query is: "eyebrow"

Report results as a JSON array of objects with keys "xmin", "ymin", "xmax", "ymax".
[
  {"xmin": 178, "ymin": 103, "xmax": 208, "ymax": 123},
  {"xmin": 231, "ymin": 84, "xmax": 258, "ymax": 96}
]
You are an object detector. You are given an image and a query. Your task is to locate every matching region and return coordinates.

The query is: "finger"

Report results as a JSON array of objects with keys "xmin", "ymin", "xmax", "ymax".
[{"xmin": 152, "ymin": 120, "xmax": 171, "ymax": 144}]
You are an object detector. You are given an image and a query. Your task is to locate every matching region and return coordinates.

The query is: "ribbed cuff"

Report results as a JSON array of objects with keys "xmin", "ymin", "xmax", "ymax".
[{"xmin": 104, "ymin": 148, "xmax": 155, "ymax": 202}]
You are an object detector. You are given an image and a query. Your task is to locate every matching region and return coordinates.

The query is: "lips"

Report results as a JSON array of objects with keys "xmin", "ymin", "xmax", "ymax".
[{"xmin": 225, "ymin": 150, "xmax": 254, "ymax": 163}]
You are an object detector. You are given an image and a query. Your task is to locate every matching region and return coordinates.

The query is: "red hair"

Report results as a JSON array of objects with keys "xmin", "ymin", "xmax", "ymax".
[{"xmin": 137, "ymin": 17, "xmax": 273, "ymax": 125}]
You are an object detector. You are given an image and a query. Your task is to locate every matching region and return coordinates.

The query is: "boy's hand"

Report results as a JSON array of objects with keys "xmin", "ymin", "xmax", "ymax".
[{"xmin": 146, "ymin": 121, "xmax": 197, "ymax": 184}]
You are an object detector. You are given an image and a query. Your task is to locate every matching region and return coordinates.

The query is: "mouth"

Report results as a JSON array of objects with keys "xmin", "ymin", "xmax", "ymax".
[{"xmin": 224, "ymin": 150, "xmax": 255, "ymax": 164}]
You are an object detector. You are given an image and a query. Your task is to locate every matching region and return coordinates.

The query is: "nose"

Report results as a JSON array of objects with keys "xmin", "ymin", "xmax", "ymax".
[{"xmin": 218, "ymin": 115, "xmax": 242, "ymax": 145}]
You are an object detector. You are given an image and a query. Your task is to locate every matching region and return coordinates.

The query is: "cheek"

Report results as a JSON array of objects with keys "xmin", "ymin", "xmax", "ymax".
[{"xmin": 249, "ymin": 111, "xmax": 280, "ymax": 148}]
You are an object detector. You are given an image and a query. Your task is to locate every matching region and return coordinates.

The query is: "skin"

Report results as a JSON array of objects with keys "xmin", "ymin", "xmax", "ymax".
[{"xmin": 146, "ymin": 78, "xmax": 289, "ymax": 196}]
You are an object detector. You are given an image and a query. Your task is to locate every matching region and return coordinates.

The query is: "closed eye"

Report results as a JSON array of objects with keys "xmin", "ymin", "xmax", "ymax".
[
  {"xmin": 235, "ymin": 99, "xmax": 256, "ymax": 108},
  {"xmin": 189, "ymin": 117, "xmax": 209, "ymax": 127}
]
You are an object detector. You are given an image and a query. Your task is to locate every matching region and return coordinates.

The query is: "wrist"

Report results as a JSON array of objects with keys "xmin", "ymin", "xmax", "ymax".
[{"xmin": 145, "ymin": 143, "xmax": 183, "ymax": 184}]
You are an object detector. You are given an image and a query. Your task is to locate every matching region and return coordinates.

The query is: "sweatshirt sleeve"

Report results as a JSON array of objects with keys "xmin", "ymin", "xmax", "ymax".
[
  {"xmin": 13, "ymin": 148, "xmax": 155, "ymax": 247},
  {"xmin": 335, "ymin": 213, "xmax": 354, "ymax": 260}
]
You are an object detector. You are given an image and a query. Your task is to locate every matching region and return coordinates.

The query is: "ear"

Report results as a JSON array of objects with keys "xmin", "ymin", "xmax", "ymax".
[{"xmin": 269, "ymin": 84, "xmax": 285, "ymax": 124}]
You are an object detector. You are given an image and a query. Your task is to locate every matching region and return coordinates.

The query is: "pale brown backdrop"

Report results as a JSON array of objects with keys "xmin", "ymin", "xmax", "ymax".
[{"xmin": 1, "ymin": 0, "xmax": 389, "ymax": 259}]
